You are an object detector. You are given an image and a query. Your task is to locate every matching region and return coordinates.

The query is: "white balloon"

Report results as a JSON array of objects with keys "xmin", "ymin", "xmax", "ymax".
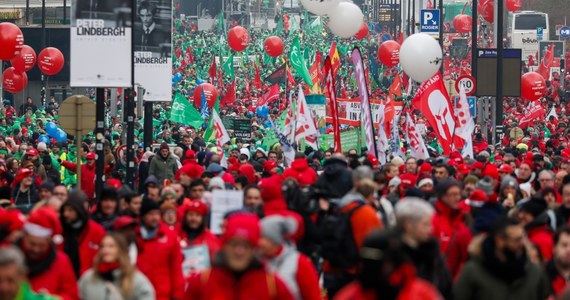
[
  {"xmin": 399, "ymin": 33, "xmax": 443, "ymax": 82},
  {"xmin": 327, "ymin": 2, "xmax": 364, "ymax": 39},
  {"xmin": 300, "ymin": 0, "xmax": 341, "ymax": 16}
]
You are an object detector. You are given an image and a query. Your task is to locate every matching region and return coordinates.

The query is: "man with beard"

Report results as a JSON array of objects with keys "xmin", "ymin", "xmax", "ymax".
[
  {"xmin": 148, "ymin": 143, "xmax": 179, "ymax": 186},
  {"xmin": 60, "ymin": 190, "xmax": 106, "ymax": 278},
  {"xmin": 177, "ymin": 200, "xmax": 221, "ymax": 276},
  {"xmin": 395, "ymin": 198, "xmax": 453, "ymax": 299},
  {"xmin": 546, "ymin": 226, "xmax": 570, "ymax": 296},
  {"xmin": 17, "ymin": 208, "xmax": 78, "ymax": 300},
  {"xmin": 454, "ymin": 218, "xmax": 551, "ymax": 300},
  {"xmin": 136, "ymin": 198, "xmax": 184, "ymax": 300}
]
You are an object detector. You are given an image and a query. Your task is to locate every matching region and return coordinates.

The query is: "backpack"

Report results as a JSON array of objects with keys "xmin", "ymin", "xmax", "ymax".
[{"xmin": 320, "ymin": 201, "xmax": 364, "ymax": 269}]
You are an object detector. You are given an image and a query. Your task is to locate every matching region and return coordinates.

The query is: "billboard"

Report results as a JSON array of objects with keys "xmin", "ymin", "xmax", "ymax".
[
  {"xmin": 134, "ymin": 0, "xmax": 172, "ymax": 101},
  {"xmin": 70, "ymin": 0, "xmax": 132, "ymax": 87}
]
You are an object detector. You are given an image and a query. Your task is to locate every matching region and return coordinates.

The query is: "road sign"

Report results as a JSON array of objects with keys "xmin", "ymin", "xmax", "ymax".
[
  {"xmin": 454, "ymin": 96, "xmax": 477, "ymax": 118},
  {"xmin": 537, "ymin": 27, "xmax": 543, "ymax": 41},
  {"xmin": 374, "ymin": 23, "xmax": 383, "ymax": 33},
  {"xmin": 455, "ymin": 75, "xmax": 476, "ymax": 96},
  {"xmin": 380, "ymin": 32, "xmax": 392, "ymax": 42},
  {"xmin": 561, "ymin": 26, "xmax": 570, "ymax": 39},
  {"xmin": 420, "ymin": 9, "xmax": 440, "ymax": 34},
  {"xmin": 59, "ymin": 95, "xmax": 96, "ymax": 136}
]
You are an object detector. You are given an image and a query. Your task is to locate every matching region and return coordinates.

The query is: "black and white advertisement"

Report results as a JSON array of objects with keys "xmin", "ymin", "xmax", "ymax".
[
  {"xmin": 70, "ymin": 0, "xmax": 133, "ymax": 87},
  {"xmin": 135, "ymin": 0, "xmax": 172, "ymax": 101}
]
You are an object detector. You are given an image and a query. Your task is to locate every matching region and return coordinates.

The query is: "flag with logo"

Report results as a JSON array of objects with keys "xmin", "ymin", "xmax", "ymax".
[
  {"xmin": 265, "ymin": 63, "xmax": 287, "ymax": 85},
  {"xmin": 211, "ymin": 109, "xmax": 230, "ymax": 167},
  {"xmin": 257, "ymin": 84, "xmax": 280, "ymax": 107},
  {"xmin": 283, "ymin": 91, "xmax": 296, "ymax": 145},
  {"xmin": 269, "ymin": 114, "xmax": 295, "ymax": 166},
  {"xmin": 309, "ymin": 51, "xmax": 323, "ymax": 94},
  {"xmin": 184, "ymin": 46, "xmax": 194, "ymax": 65},
  {"xmin": 519, "ymin": 101, "xmax": 547, "ymax": 129},
  {"xmin": 537, "ymin": 43, "xmax": 554, "ymax": 80},
  {"xmin": 329, "ymin": 42, "xmax": 341, "ymax": 75},
  {"xmin": 295, "ymin": 86, "xmax": 319, "ymax": 143},
  {"xmin": 289, "ymin": 37, "xmax": 313, "ymax": 86},
  {"xmin": 411, "ymin": 72, "xmax": 456, "ymax": 155},
  {"xmin": 253, "ymin": 63, "xmax": 263, "ymax": 89},
  {"xmin": 351, "ymin": 47, "xmax": 377, "ymax": 157},
  {"xmin": 455, "ymin": 85, "xmax": 475, "ymax": 158},
  {"xmin": 208, "ymin": 57, "xmax": 217, "ymax": 83},
  {"xmin": 405, "ymin": 113, "xmax": 429, "ymax": 159},
  {"xmin": 222, "ymin": 54, "xmax": 235, "ymax": 80},
  {"xmin": 324, "ymin": 57, "xmax": 342, "ymax": 153},
  {"xmin": 200, "ymin": 89, "xmax": 209, "ymax": 119},
  {"xmin": 376, "ymin": 104, "xmax": 388, "ymax": 164},
  {"xmin": 169, "ymin": 93, "xmax": 204, "ymax": 129},
  {"xmin": 221, "ymin": 80, "xmax": 236, "ymax": 106}
]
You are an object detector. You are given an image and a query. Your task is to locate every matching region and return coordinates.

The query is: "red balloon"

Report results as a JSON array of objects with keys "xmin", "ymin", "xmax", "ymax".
[
  {"xmin": 10, "ymin": 45, "xmax": 36, "ymax": 72},
  {"xmin": 227, "ymin": 26, "xmax": 250, "ymax": 52},
  {"xmin": 506, "ymin": 0, "xmax": 522, "ymax": 12},
  {"xmin": 479, "ymin": 0, "xmax": 494, "ymax": 23},
  {"xmin": 0, "ymin": 22, "xmax": 24, "ymax": 60},
  {"xmin": 453, "ymin": 15, "xmax": 472, "ymax": 33},
  {"xmin": 521, "ymin": 72, "xmax": 546, "ymax": 100},
  {"xmin": 264, "ymin": 36, "xmax": 284, "ymax": 58},
  {"xmin": 378, "ymin": 40, "xmax": 400, "ymax": 67},
  {"xmin": 38, "ymin": 47, "xmax": 64, "ymax": 75},
  {"xmin": 354, "ymin": 23, "xmax": 369, "ymax": 40},
  {"xmin": 193, "ymin": 83, "xmax": 218, "ymax": 109},
  {"xmin": 2, "ymin": 67, "xmax": 28, "ymax": 94}
]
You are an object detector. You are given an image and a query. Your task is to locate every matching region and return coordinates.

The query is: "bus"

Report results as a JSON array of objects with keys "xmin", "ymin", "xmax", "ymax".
[{"xmin": 508, "ymin": 11, "xmax": 550, "ymax": 63}]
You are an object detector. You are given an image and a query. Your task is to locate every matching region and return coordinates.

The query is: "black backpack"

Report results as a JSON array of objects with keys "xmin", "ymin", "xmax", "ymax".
[{"xmin": 320, "ymin": 201, "xmax": 364, "ymax": 269}]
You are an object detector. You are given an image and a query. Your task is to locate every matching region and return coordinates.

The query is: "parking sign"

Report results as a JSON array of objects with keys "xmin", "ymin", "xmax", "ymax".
[{"xmin": 420, "ymin": 9, "xmax": 440, "ymax": 34}]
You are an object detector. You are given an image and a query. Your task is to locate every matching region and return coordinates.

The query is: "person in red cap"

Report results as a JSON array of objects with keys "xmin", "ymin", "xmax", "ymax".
[
  {"xmin": 498, "ymin": 164, "xmax": 514, "ymax": 181},
  {"xmin": 178, "ymin": 200, "xmax": 221, "ymax": 276},
  {"xmin": 61, "ymin": 151, "xmax": 97, "ymax": 201},
  {"xmin": 59, "ymin": 190, "xmax": 106, "ymax": 278},
  {"xmin": 17, "ymin": 207, "xmax": 79, "ymax": 300},
  {"xmin": 11, "ymin": 168, "xmax": 39, "ymax": 214},
  {"xmin": 136, "ymin": 198, "xmax": 184, "ymax": 300},
  {"xmin": 21, "ymin": 148, "xmax": 47, "ymax": 182},
  {"xmin": 282, "ymin": 153, "xmax": 318, "ymax": 187},
  {"xmin": 516, "ymin": 160, "xmax": 536, "ymax": 184},
  {"xmin": 185, "ymin": 213, "xmax": 294, "ymax": 299},
  {"xmin": 399, "ymin": 173, "xmax": 418, "ymax": 197}
]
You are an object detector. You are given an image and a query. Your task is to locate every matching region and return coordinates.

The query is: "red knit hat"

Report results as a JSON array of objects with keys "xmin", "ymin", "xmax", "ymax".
[
  {"xmin": 178, "ymin": 163, "xmax": 204, "ymax": 179},
  {"xmin": 185, "ymin": 149, "xmax": 196, "ymax": 159},
  {"xmin": 498, "ymin": 164, "xmax": 514, "ymax": 174},
  {"xmin": 456, "ymin": 164, "xmax": 470, "ymax": 175},
  {"xmin": 450, "ymin": 151, "xmax": 463, "ymax": 164},
  {"xmin": 482, "ymin": 164, "xmax": 499, "ymax": 180},
  {"xmin": 263, "ymin": 160, "xmax": 278, "ymax": 174},
  {"xmin": 238, "ymin": 164, "xmax": 257, "ymax": 185},
  {"xmin": 259, "ymin": 175, "xmax": 284, "ymax": 202},
  {"xmin": 221, "ymin": 172, "xmax": 235, "ymax": 185},
  {"xmin": 85, "ymin": 152, "xmax": 96, "ymax": 160},
  {"xmin": 418, "ymin": 162, "xmax": 432, "ymax": 174},
  {"xmin": 0, "ymin": 209, "xmax": 25, "ymax": 233},
  {"xmin": 107, "ymin": 178, "xmax": 122, "ymax": 189},
  {"xmin": 520, "ymin": 160, "xmax": 534, "ymax": 170},
  {"xmin": 25, "ymin": 207, "xmax": 62, "ymax": 240},
  {"xmin": 471, "ymin": 161, "xmax": 485, "ymax": 170},
  {"xmin": 183, "ymin": 200, "xmax": 208, "ymax": 217},
  {"xmin": 222, "ymin": 214, "xmax": 260, "ymax": 246},
  {"xmin": 26, "ymin": 148, "xmax": 38, "ymax": 156},
  {"xmin": 400, "ymin": 173, "xmax": 417, "ymax": 189}
]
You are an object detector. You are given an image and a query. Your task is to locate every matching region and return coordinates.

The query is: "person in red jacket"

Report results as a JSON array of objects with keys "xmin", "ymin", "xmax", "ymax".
[
  {"xmin": 185, "ymin": 213, "xmax": 294, "ymax": 299},
  {"xmin": 18, "ymin": 207, "xmax": 79, "ymax": 300},
  {"xmin": 59, "ymin": 190, "xmax": 106, "ymax": 278},
  {"xmin": 136, "ymin": 198, "xmax": 184, "ymax": 300},
  {"xmin": 259, "ymin": 215, "xmax": 321, "ymax": 300},
  {"xmin": 61, "ymin": 152, "xmax": 96, "ymax": 201},
  {"xmin": 546, "ymin": 226, "xmax": 570, "ymax": 296},
  {"xmin": 432, "ymin": 179, "xmax": 472, "ymax": 277},
  {"xmin": 282, "ymin": 154, "xmax": 318, "ymax": 186},
  {"xmin": 334, "ymin": 229, "xmax": 442, "ymax": 300},
  {"xmin": 177, "ymin": 200, "xmax": 222, "ymax": 277},
  {"xmin": 518, "ymin": 198, "xmax": 554, "ymax": 261}
]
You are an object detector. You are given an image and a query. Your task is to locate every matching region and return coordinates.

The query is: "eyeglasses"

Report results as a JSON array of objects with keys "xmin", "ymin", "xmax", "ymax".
[{"xmin": 539, "ymin": 178, "xmax": 553, "ymax": 182}]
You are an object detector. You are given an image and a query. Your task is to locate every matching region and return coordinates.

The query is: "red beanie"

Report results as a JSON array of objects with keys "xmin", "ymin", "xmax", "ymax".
[
  {"xmin": 183, "ymin": 200, "xmax": 208, "ymax": 216},
  {"xmin": 0, "ymin": 209, "xmax": 25, "ymax": 232},
  {"xmin": 238, "ymin": 164, "xmax": 257, "ymax": 185},
  {"xmin": 400, "ymin": 173, "xmax": 417, "ymax": 189},
  {"xmin": 178, "ymin": 163, "xmax": 204, "ymax": 179},
  {"xmin": 466, "ymin": 189, "xmax": 489, "ymax": 207},
  {"xmin": 221, "ymin": 172, "xmax": 235, "ymax": 185},
  {"xmin": 107, "ymin": 178, "xmax": 122, "ymax": 189},
  {"xmin": 521, "ymin": 160, "xmax": 534, "ymax": 170},
  {"xmin": 222, "ymin": 214, "xmax": 260, "ymax": 246},
  {"xmin": 185, "ymin": 149, "xmax": 196, "ymax": 159},
  {"xmin": 418, "ymin": 162, "xmax": 432, "ymax": 174},
  {"xmin": 482, "ymin": 164, "xmax": 499, "ymax": 180},
  {"xmin": 263, "ymin": 160, "xmax": 278, "ymax": 174},
  {"xmin": 259, "ymin": 175, "xmax": 284, "ymax": 202}
]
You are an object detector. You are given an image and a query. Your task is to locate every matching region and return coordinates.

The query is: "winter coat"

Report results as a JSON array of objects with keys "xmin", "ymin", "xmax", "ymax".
[
  {"xmin": 27, "ymin": 248, "xmax": 79, "ymax": 300},
  {"xmin": 148, "ymin": 154, "xmax": 178, "ymax": 185},
  {"xmin": 62, "ymin": 161, "xmax": 96, "ymax": 200},
  {"xmin": 178, "ymin": 227, "xmax": 222, "ymax": 266},
  {"xmin": 334, "ymin": 278, "xmax": 442, "ymax": 300},
  {"xmin": 453, "ymin": 236, "xmax": 551, "ymax": 300},
  {"xmin": 137, "ymin": 161, "xmax": 150, "ymax": 194},
  {"xmin": 265, "ymin": 245, "xmax": 321, "ymax": 300},
  {"xmin": 282, "ymin": 158, "xmax": 318, "ymax": 186},
  {"xmin": 185, "ymin": 256, "xmax": 294, "ymax": 300},
  {"xmin": 136, "ymin": 224, "xmax": 184, "ymax": 300},
  {"xmin": 70, "ymin": 220, "xmax": 106, "ymax": 276},
  {"xmin": 314, "ymin": 158, "xmax": 353, "ymax": 200},
  {"xmin": 12, "ymin": 185, "xmax": 39, "ymax": 214},
  {"xmin": 432, "ymin": 200, "xmax": 472, "ymax": 277},
  {"xmin": 546, "ymin": 260, "xmax": 567, "ymax": 296},
  {"xmin": 78, "ymin": 268, "xmax": 155, "ymax": 300},
  {"xmin": 525, "ymin": 213, "xmax": 554, "ymax": 261}
]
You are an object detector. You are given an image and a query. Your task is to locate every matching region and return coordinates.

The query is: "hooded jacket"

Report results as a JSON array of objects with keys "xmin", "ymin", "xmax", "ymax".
[
  {"xmin": 62, "ymin": 161, "xmax": 96, "ymax": 200},
  {"xmin": 282, "ymin": 158, "xmax": 318, "ymax": 186},
  {"xmin": 314, "ymin": 158, "xmax": 353, "ymax": 200},
  {"xmin": 148, "ymin": 153, "xmax": 179, "ymax": 185},
  {"xmin": 524, "ymin": 213, "xmax": 554, "ymax": 261}
]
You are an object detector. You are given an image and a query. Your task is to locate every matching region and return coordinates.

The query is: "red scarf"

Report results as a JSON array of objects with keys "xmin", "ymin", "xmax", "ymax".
[{"xmin": 97, "ymin": 261, "xmax": 120, "ymax": 274}]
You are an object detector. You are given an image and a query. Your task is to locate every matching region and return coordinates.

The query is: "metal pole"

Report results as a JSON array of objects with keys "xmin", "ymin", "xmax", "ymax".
[
  {"xmin": 95, "ymin": 88, "xmax": 105, "ymax": 200},
  {"xmin": 25, "ymin": 0, "xmax": 30, "ymax": 24},
  {"xmin": 406, "ymin": 0, "xmax": 411, "ymax": 36},
  {"xmin": 125, "ymin": 0, "xmax": 136, "ymax": 188},
  {"xmin": 41, "ymin": 0, "xmax": 47, "ymax": 107},
  {"xmin": 438, "ymin": 0, "xmax": 444, "ymax": 75},
  {"xmin": 471, "ymin": 0, "xmax": 478, "ymax": 79},
  {"xmin": 495, "ymin": 0, "xmax": 504, "ymax": 144},
  {"xmin": 144, "ymin": 101, "xmax": 153, "ymax": 151},
  {"xmin": 412, "ymin": 0, "xmax": 416, "ymax": 33},
  {"xmin": 76, "ymin": 102, "xmax": 83, "ymax": 191},
  {"xmin": 64, "ymin": 0, "xmax": 67, "ymax": 24}
]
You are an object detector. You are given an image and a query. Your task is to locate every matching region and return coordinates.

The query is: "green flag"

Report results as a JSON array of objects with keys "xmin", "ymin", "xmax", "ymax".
[
  {"xmin": 203, "ymin": 98, "xmax": 221, "ymax": 142},
  {"xmin": 222, "ymin": 53, "xmax": 235, "ymax": 80},
  {"xmin": 169, "ymin": 93, "xmax": 204, "ymax": 129},
  {"xmin": 275, "ymin": 15, "xmax": 284, "ymax": 34},
  {"xmin": 217, "ymin": 13, "xmax": 225, "ymax": 33},
  {"xmin": 288, "ymin": 37, "xmax": 313, "ymax": 86},
  {"xmin": 309, "ymin": 17, "xmax": 322, "ymax": 32},
  {"xmin": 290, "ymin": 17, "xmax": 300, "ymax": 33}
]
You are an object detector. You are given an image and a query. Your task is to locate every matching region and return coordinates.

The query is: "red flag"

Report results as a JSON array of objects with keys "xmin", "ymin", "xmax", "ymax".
[
  {"xmin": 257, "ymin": 84, "xmax": 280, "ymax": 107},
  {"xmin": 175, "ymin": 48, "xmax": 182, "ymax": 59},
  {"xmin": 325, "ymin": 57, "xmax": 342, "ymax": 153},
  {"xmin": 427, "ymin": 0, "xmax": 434, "ymax": 9},
  {"xmin": 208, "ymin": 57, "xmax": 217, "ymax": 84},
  {"xmin": 287, "ymin": 67, "xmax": 295, "ymax": 87},
  {"xmin": 245, "ymin": 75, "xmax": 250, "ymax": 93},
  {"xmin": 519, "ymin": 101, "xmax": 547, "ymax": 129},
  {"xmin": 384, "ymin": 74, "xmax": 402, "ymax": 128},
  {"xmin": 221, "ymin": 80, "xmax": 236, "ymax": 105},
  {"xmin": 537, "ymin": 43, "xmax": 554, "ymax": 80},
  {"xmin": 283, "ymin": 14, "xmax": 290, "ymax": 31},
  {"xmin": 308, "ymin": 51, "xmax": 323, "ymax": 92},
  {"xmin": 328, "ymin": 42, "xmax": 341, "ymax": 75},
  {"xmin": 253, "ymin": 63, "xmax": 263, "ymax": 90},
  {"xmin": 185, "ymin": 47, "xmax": 194, "ymax": 64},
  {"xmin": 412, "ymin": 72, "xmax": 456, "ymax": 155}
]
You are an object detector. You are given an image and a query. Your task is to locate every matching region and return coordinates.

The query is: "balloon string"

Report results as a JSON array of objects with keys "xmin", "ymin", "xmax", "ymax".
[{"xmin": 461, "ymin": 1, "xmax": 469, "ymax": 15}]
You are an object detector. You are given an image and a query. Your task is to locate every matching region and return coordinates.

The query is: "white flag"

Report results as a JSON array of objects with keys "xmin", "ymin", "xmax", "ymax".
[
  {"xmin": 546, "ymin": 107, "xmax": 558, "ymax": 120},
  {"xmin": 211, "ymin": 109, "xmax": 230, "ymax": 167},
  {"xmin": 295, "ymin": 86, "xmax": 319, "ymax": 142},
  {"xmin": 376, "ymin": 104, "xmax": 388, "ymax": 164},
  {"xmin": 405, "ymin": 113, "xmax": 429, "ymax": 159},
  {"xmin": 454, "ymin": 85, "xmax": 475, "ymax": 158}
]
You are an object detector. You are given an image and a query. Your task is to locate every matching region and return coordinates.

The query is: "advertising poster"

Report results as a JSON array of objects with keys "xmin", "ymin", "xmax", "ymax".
[
  {"xmin": 134, "ymin": 0, "xmax": 172, "ymax": 101},
  {"xmin": 70, "ymin": 0, "xmax": 132, "ymax": 87}
]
